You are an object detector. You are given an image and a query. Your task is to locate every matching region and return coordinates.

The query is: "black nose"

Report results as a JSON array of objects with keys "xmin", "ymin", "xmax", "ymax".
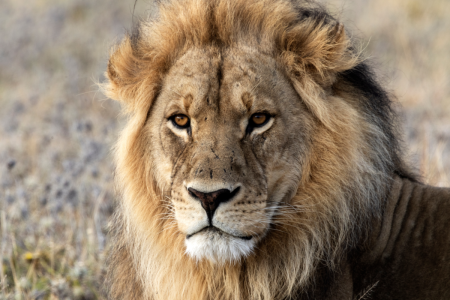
[{"xmin": 188, "ymin": 187, "xmax": 240, "ymax": 221}]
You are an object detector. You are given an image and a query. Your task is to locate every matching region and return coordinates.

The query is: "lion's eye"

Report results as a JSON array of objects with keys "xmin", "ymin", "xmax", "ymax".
[
  {"xmin": 251, "ymin": 113, "xmax": 268, "ymax": 126},
  {"xmin": 171, "ymin": 114, "xmax": 190, "ymax": 128},
  {"xmin": 246, "ymin": 113, "xmax": 271, "ymax": 134},
  {"xmin": 250, "ymin": 113, "xmax": 270, "ymax": 127}
]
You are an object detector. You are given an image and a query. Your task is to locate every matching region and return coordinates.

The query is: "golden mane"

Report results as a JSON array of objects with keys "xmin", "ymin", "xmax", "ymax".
[{"xmin": 103, "ymin": 0, "xmax": 414, "ymax": 299}]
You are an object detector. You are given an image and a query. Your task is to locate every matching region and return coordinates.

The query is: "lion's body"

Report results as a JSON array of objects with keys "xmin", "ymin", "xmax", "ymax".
[
  {"xmin": 102, "ymin": 0, "xmax": 450, "ymax": 299},
  {"xmin": 353, "ymin": 177, "xmax": 450, "ymax": 300}
]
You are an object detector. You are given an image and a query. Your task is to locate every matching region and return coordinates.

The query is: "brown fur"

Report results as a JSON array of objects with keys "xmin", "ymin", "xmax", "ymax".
[
  {"xmin": 102, "ymin": 0, "xmax": 450, "ymax": 299},
  {"xmin": 353, "ymin": 176, "xmax": 450, "ymax": 300}
]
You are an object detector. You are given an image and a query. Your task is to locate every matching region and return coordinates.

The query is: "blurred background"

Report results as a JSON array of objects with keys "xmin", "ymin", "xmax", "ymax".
[{"xmin": 0, "ymin": 0, "xmax": 448, "ymax": 298}]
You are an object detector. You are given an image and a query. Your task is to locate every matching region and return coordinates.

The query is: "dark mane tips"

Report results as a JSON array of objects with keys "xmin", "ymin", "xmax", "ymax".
[{"xmin": 337, "ymin": 63, "xmax": 418, "ymax": 182}]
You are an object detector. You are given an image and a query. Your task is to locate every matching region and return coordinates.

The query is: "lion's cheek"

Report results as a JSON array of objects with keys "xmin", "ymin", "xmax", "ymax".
[{"xmin": 152, "ymin": 158, "xmax": 174, "ymax": 191}]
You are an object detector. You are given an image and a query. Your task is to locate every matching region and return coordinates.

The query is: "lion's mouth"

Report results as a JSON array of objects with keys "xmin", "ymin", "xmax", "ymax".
[{"xmin": 186, "ymin": 226, "xmax": 253, "ymax": 240}]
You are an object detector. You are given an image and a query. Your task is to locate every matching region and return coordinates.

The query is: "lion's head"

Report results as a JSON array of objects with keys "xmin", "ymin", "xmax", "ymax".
[
  {"xmin": 104, "ymin": 0, "xmax": 412, "ymax": 299},
  {"xmin": 148, "ymin": 46, "xmax": 316, "ymax": 262}
]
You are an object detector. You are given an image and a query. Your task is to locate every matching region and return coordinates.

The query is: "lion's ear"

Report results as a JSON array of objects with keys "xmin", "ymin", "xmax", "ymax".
[
  {"xmin": 282, "ymin": 21, "xmax": 359, "ymax": 128},
  {"xmin": 103, "ymin": 35, "xmax": 161, "ymax": 114},
  {"xmin": 104, "ymin": 37, "xmax": 136, "ymax": 102},
  {"xmin": 283, "ymin": 21, "xmax": 358, "ymax": 86}
]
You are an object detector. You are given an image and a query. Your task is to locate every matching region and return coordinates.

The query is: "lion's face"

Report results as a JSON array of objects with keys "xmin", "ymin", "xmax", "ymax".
[{"xmin": 146, "ymin": 47, "xmax": 312, "ymax": 262}]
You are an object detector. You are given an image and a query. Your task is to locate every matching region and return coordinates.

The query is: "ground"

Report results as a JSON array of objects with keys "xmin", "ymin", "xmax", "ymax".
[{"xmin": 0, "ymin": 0, "xmax": 449, "ymax": 299}]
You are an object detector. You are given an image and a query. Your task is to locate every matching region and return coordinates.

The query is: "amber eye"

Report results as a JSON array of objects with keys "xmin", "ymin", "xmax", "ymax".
[
  {"xmin": 251, "ymin": 113, "xmax": 269, "ymax": 126},
  {"xmin": 171, "ymin": 114, "xmax": 190, "ymax": 128},
  {"xmin": 246, "ymin": 113, "xmax": 271, "ymax": 134}
]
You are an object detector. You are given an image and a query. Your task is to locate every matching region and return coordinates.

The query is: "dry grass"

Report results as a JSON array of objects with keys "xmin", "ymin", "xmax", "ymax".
[{"xmin": 0, "ymin": 0, "xmax": 448, "ymax": 299}]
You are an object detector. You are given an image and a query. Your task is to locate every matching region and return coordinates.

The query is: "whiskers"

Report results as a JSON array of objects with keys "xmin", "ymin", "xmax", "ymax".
[
  {"xmin": 264, "ymin": 200, "xmax": 316, "ymax": 228},
  {"xmin": 229, "ymin": 200, "xmax": 317, "ymax": 237},
  {"xmin": 155, "ymin": 196, "xmax": 180, "ymax": 238}
]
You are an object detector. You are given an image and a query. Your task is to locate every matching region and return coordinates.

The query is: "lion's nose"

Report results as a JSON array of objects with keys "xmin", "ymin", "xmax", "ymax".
[{"xmin": 188, "ymin": 187, "xmax": 240, "ymax": 221}]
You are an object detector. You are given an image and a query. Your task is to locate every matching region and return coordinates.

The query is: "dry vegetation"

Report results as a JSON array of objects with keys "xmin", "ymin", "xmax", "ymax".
[{"xmin": 0, "ymin": 0, "xmax": 448, "ymax": 299}]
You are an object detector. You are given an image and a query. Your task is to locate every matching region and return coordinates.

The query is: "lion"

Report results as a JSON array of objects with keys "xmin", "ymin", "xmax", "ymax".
[{"xmin": 102, "ymin": 0, "xmax": 450, "ymax": 299}]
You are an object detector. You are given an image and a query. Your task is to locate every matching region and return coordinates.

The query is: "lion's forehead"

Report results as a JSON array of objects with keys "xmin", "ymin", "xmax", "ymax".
[{"xmin": 164, "ymin": 47, "xmax": 281, "ymax": 117}]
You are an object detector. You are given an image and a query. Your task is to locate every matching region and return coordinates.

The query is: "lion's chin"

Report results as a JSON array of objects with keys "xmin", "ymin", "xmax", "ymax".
[{"xmin": 184, "ymin": 229, "xmax": 256, "ymax": 263}]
